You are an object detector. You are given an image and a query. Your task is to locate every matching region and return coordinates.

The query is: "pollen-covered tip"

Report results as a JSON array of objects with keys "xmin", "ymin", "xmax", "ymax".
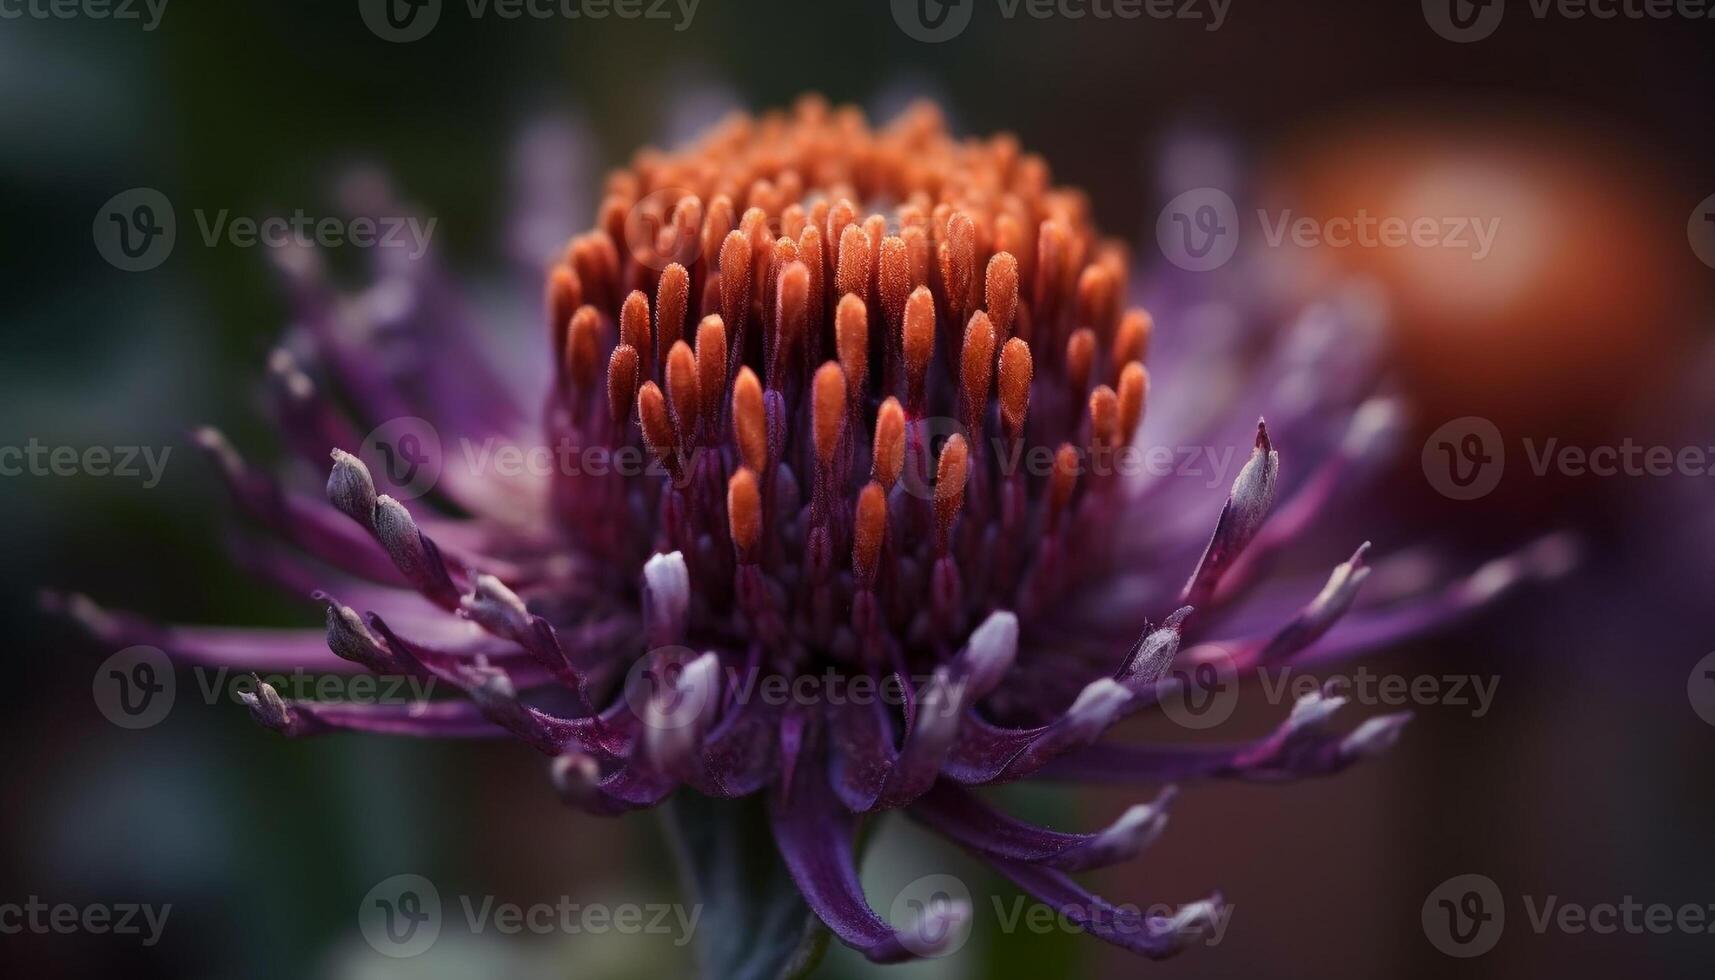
[
  {"xmin": 1089, "ymin": 384, "xmax": 1120, "ymax": 449},
  {"xmin": 727, "ymin": 467, "xmax": 762, "ymax": 560},
  {"xmin": 621, "ymin": 289, "xmax": 652, "ymax": 363},
  {"xmin": 637, "ymin": 381, "xmax": 676, "ymax": 470},
  {"xmin": 607, "ymin": 343, "xmax": 640, "ymax": 427},
  {"xmin": 960, "ymin": 311, "xmax": 996, "ymax": 427},
  {"xmin": 666, "ymin": 339, "xmax": 700, "ymax": 437},
  {"xmin": 567, "ymin": 305, "xmax": 601, "ymax": 389},
  {"xmin": 1113, "ymin": 308, "xmax": 1151, "ymax": 374},
  {"xmin": 812, "ymin": 361, "xmax": 847, "ymax": 468},
  {"xmin": 547, "ymin": 262, "xmax": 582, "ymax": 352},
  {"xmin": 943, "ymin": 211, "xmax": 976, "ymax": 305},
  {"xmin": 872, "ymin": 397, "xmax": 906, "ymax": 489},
  {"xmin": 774, "ymin": 261, "xmax": 811, "ymax": 377},
  {"xmin": 1117, "ymin": 361, "xmax": 1148, "ymax": 446},
  {"xmin": 695, "ymin": 315, "xmax": 727, "ymax": 428},
  {"xmin": 327, "ymin": 448, "xmax": 377, "ymax": 525},
  {"xmin": 878, "ymin": 234, "xmax": 910, "ymax": 332},
  {"xmin": 718, "ymin": 230, "xmax": 752, "ymax": 332},
  {"xmin": 656, "ymin": 262, "xmax": 690, "ymax": 354},
  {"xmin": 1075, "ymin": 264, "xmax": 1118, "ymax": 338},
  {"xmin": 1065, "ymin": 327, "xmax": 1095, "ymax": 398},
  {"xmin": 733, "ymin": 366, "xmax": 767, "ymax": 472},
  {"xmin": 933, "ymin": 433, "xmax": 969, "ymax": 543},
  {"xmin": 985, "ymin": 251, "xmax": 1019, "ymax": 338},
  {"xmin": 1049, "ymin": 442, "xmax": 1080, "ymax": 522},
  {"xmin": 836, "ymin": 293, "xmax": 868, "ymax": 402},
  {"xmin": 852, "ymin": 480, "xmax": 887, "ymax": 587},
  {"xmin": 903, "ymin": 285, "xmax": 936, "ymax": 408},
  {"xmin": 998, "ymin": 338, "xmax": 1033, "ymax": 441},
  {"xmin": 836, "ymin": 222, "xmax": 871, "ymax": 300}
]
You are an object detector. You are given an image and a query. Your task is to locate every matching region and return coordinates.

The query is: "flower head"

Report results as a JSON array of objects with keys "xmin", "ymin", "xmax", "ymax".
[{"xmin": 50, "ymin": 96, "xmax": 1573, "ymax": 967}]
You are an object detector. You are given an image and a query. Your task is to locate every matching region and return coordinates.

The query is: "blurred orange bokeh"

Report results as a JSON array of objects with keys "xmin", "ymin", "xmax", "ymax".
[{"xmin": 1262, "ymin": 111, "xmax": 1701, "ymax": 440}]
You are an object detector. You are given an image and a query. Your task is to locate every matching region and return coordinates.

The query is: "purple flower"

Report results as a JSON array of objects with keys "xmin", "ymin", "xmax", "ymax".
[{"xmin": 50, "ymin": 97, "xmax": 1573, "ymax": 969}]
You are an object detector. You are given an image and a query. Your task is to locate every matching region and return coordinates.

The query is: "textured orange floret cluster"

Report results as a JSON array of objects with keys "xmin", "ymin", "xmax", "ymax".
[{"xmin": 540, "ymin": 96, "xmax": 1155, "ymax": 666}]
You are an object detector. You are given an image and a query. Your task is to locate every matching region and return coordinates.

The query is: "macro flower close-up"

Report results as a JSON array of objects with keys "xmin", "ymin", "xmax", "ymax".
[{"xmin": 5, "ymin": 4, "xmax": 1712, "ymax": 979}]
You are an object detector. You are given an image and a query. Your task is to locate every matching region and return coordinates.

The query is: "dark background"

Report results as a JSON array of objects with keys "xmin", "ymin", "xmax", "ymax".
[{"xmin": 3, "ymin": 1, "xmax": 1713, "ymax": 977}]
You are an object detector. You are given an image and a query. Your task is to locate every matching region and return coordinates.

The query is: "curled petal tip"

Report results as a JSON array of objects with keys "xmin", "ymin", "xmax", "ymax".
[
  {"xmin": 1287, "ymin": 688, "xmax": 1347, "ymax": 732},
  {"xmin": 239, "ymin": 676, "xmax": 291, "ymax": 731},
  {"xmin": 959, "ymin": 610, "xmax": 1018, "ymax": 700},
  {"xmin": 1340, "ymin": 713, "xmax": 1412, "ymax": 760},
  {"xmin": 1066, "ymin": 678, "xmax": 1131, "ymax": 732},
  {"xmin": 643, "ymin": 551, "xmax": 691, "ymax": 644}
]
